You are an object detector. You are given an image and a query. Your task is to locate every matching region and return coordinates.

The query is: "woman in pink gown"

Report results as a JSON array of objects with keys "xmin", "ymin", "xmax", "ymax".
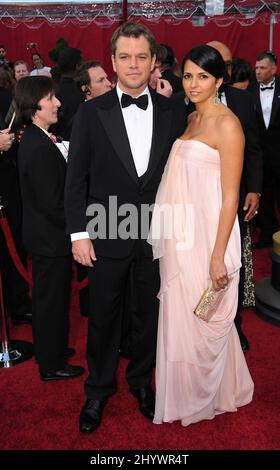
[{"xmin": 148, "ymin": 45, "xmax": 254, "ymax": 426}]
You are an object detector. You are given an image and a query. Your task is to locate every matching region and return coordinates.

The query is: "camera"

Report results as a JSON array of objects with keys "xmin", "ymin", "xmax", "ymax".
[{"xmin": 26, "ymin": 42, "xmax": 38, "ymax": 50}]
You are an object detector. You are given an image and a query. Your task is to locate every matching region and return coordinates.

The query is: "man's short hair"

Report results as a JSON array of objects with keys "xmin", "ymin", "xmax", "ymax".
[
  {"xmin": 256, "ymin": 51, "xmax": 277, "ymax": 66},
  {"xmin": 111, "ymin": 21, "xmax": 157, "ymax": 57},
  {"xmin": 75, "ymin": 60, "xmax": 101, "ymax": 88}
]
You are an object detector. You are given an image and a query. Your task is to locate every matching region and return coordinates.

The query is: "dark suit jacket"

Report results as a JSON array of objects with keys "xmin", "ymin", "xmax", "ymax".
[
  {"xmin": 18, "ymin": 124, "xmax": 71, "ymax": 256},
  {"xmin": 65, "ymin": 87, "xmax": 186, "ymax": 259},
  {"xmin": 248, "ymin": 77, "xmax": 280, "ymax": 167},
  {"xmin": 54, "ymin": 77, "xmax": 84, "ymax": 141},
  {"xmin": 224, "ymin": 85, "xmax": 263, "ymax": 198}
]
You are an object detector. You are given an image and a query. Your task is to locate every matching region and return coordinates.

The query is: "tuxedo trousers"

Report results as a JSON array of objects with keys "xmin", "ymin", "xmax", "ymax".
[
  {"xmin": 32, "ymin": 253, "xmax": 72, "ymax": 373},
  {"xmin": 85, "ymin": 241, "xmax": 159, "ymax": 400}
]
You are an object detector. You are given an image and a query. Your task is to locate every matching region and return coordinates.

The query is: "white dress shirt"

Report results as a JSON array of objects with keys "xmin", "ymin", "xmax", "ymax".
[
  {"xmin": 71, "ymin": 84, "xmax": 153, "ymax": 242},
  {"xmin": 219, "ymin": 91, "xmax": 227, "ymax": 106},
  {"xmin": 259, "ymin": 78, "xmax": 275, "ymax": 128},
  {"xmin": 116, "ymin": 83, "xmax": 153, "ymax": 177}
]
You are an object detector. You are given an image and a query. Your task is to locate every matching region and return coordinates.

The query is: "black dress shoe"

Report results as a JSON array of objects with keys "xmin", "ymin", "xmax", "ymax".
[
  {"xmin": 40, "ymin": 363, "xmax": 84, "ymax": 381},
  {"xmin": 79, "ymin": 398, "xmax": 108, "ymax": 433},
  {"xmin": 11, "ymin": 312, "xmax": 32, "ymax": 325},
  {"xmin": 35, "ymin": 347, "xmax": 75, "ymax": 363},
  {"xmin": 251, "ymin": 240, "xmax": 272, "ymax": 249},
  {"xmin": 130, "ymin": 386, "xmax": 155, "ymax": 420}
]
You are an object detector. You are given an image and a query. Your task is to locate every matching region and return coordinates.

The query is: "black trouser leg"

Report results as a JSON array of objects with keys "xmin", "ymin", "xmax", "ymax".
[{"xmin": 32, "ymin": 254, "xmax": 72, "ymax": 373}]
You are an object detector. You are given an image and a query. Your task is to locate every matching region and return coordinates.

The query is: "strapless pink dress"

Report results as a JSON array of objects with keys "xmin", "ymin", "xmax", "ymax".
[{"xmin": 148, "ymin": 139, "xmax": 254, "ymax": 426}]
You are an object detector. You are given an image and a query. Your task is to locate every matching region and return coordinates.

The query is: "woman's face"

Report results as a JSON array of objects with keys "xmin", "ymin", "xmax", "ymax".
[
  {"xmin": 183, "ymin": 59, "xmax": 222, "ymax": 104},
  {"xmin": 33, "ymin": 54, "xmax": 43, "ymax": 69},
  {"xmin": 33, "ymin": 92, "xmax": 61, "ymax": 129}
]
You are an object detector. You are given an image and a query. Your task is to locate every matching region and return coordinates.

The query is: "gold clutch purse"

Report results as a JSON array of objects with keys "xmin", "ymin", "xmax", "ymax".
[{"xmin": 194, "ymin": 279, "xmax": 232, "ymax": 322}]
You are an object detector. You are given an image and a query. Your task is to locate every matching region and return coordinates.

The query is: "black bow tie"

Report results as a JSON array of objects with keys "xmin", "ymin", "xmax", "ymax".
[
  {"xmin": 121, "ymin": 93, "xmax": 148, "ymax": 110},
  {"xmin": 260, "ymin": 81, "xmax": 275, "ymax": 91}
]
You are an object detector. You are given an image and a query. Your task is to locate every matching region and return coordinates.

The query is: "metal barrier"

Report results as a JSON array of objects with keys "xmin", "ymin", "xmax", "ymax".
[{"xmin": 0, "ymin": 203, "xmax": 33, "ymax": 367}]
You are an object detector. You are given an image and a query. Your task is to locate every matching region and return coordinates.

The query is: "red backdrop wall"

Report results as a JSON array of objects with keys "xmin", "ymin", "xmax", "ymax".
[{"xmin": 0, "ymin": 18, "xmax": 279, "ymax": 78}]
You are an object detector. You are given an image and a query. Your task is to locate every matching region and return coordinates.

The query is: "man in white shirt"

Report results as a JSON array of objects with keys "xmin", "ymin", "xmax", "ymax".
[
  {"xmin": 249, "ymin": 51, "xmax": 280, "ymax": 248},
  {"xmin": 65, "ymin": 22, "xmax": 186, "ymax": 434}
]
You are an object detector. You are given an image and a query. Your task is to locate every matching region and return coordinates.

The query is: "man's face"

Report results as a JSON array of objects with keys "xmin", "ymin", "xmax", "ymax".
[
  {"xmin": 112, "ymin": 35, "xmax": 156, "ymax": 96},
  {"xmin": 0, "ymin": 48, "xmax": 6, "ymax": 59},
  {"xmin": 34, "ymin": 92, "xmax": 61, "ymax": 128},
  {"xmin": 87, "ymin": 66, "xmax": 112, "ymax": 99},
  {"xmin": 255, "ymin": 58, "xmax": 277, "ymax": 84},
  {"xmin": 14, "ymin": 64, "xmax": 29, "ymax": 81}
]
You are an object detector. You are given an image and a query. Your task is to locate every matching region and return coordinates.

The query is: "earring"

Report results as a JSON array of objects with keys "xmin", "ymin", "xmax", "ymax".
[
  {"xmin": 184, "ymin": 95, "xmax": 190, "ymax": 106},
  {"xmin": 213, "ymin": 89, "xmax": 221, "ymax": 106}
]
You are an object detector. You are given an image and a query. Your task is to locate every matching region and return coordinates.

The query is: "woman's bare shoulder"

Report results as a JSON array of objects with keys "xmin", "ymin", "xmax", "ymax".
[{"xmin": 216, "ymin": 108, "xmax": 241, "ymax": 130}]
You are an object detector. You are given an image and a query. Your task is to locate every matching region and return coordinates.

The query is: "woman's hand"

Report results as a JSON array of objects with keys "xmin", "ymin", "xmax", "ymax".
[{"xmin": 209, "ymin": 257, "xmax": 229, "ymax": 291}]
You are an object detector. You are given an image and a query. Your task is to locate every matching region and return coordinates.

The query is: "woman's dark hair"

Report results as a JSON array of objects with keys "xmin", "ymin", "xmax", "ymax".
[
  {"xmin": 182, "ymin": 45, "xmax": 226, "ymax": 79},
  {"xmin": 15, "ymin": 76, "xmax": 54, "ymax": 125},
  {"xmin": 160, "ymin": 44, "xmax": 177, "ymax": 68},
  {"xmin": 231, "ymin": 57, "xmax": 253, "ymax": 85}
]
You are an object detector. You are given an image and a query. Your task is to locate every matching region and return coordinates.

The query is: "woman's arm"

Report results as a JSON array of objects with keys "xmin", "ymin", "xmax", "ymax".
[{"xmin": 210, "ymin": 114, "xmax": 244, "ymax": 290}]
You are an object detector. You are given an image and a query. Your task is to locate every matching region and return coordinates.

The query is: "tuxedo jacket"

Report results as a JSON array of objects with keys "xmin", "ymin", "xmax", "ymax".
[
  {"xmin": 248, "ymin": 77, "xmax": 280, "ymax": 166},
  {"xmin": 18, "ymin": 124, "xmax": 71, "ymax": 256},
  {"xmin": 224, "ymin": 85, "xmax": 263, "ymax": 196},
  {"xmin": 65, "ymin": 87, "xmax": 187, "ymax": 259}
]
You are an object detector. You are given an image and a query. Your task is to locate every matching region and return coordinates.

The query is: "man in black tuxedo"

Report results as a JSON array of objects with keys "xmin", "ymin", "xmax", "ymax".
[
  {"xmin": 15, "ymin": 76, "xmax": 84, "ymax": 381},
  {"xmin": 248, "ymin": 51, "xmax": 280, "ymax": 247},
  {"xmin": 65, "ymin": 22, "xmax": 186, "ymax": 433},
  {"xmin": 208, "ymin": 42, "xmax": 263, "ymax": 352}
]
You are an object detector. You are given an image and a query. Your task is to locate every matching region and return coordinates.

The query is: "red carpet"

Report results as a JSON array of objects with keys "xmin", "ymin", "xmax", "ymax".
[{"xmin": 0, "ymin": 247, "xmax": 279, "ymax": 450}]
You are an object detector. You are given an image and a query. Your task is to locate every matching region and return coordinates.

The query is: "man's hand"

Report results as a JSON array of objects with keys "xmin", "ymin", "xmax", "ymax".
[
  {"xmin": 72, "ymin": 239, "xmax": 96, "ymax": 267},
  {"xmin": 243, "ymin": 192, "xmax": 260, "ymax": 222},
  {"xmin": 156, "ymin": 79, "xmax": 173, "ymax": 98},
  {"xmin": 0, "ymin": 128, "xmax": 15, "ymax": 151}
]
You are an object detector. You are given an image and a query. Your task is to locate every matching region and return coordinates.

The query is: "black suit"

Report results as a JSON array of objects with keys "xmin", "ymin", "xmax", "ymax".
[
  {"xmin": 248, "ymin": 78, "xmax": 280, "ymax": 240},
  {"xmin": 65, "ymin": 87, "xmax": 186, "ymax": 399},
  {"xmin": 224, "ymin": 86, "xmax": 263, "ymax": 206},
  {"xmin": 18, "ymin": 124, "xmax": 72, "ymax": 373}
]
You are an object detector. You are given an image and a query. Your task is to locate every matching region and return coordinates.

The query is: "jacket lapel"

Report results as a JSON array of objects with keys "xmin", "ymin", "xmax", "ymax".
[
  {"xmin": 250, "ymin": 84, "xmax": 266, "ymax": 129},
  {"xmin": 31, "ymin": 124, "xmax": 67, "ymax": 166},
  {"xmin": 97, "ymin": 89, "xmax": 138, "ymax": 185},
  {"xmin": 269, "ymin": 80, "xmax": 280, "ymax": 126}
]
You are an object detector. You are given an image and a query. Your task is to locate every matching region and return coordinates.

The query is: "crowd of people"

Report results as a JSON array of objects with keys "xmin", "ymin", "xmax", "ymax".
[{"xmin": 1, "ymin": 22, "xmax": 279, "ymax": 432}]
